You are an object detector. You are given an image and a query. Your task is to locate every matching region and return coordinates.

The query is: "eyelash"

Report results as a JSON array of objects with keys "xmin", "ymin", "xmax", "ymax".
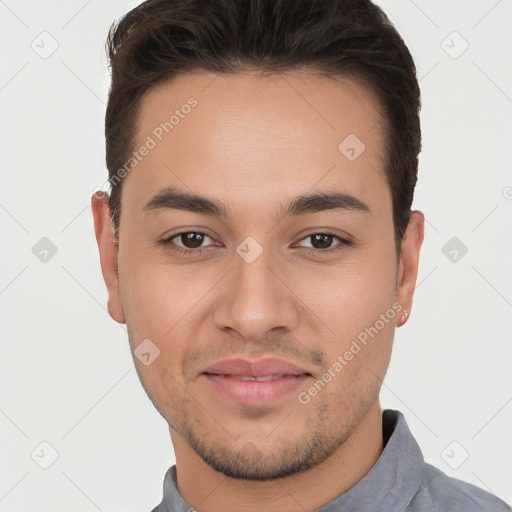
[{"xmin": 159, "ymin": 231, "xmax": 353, "ymax": 256}]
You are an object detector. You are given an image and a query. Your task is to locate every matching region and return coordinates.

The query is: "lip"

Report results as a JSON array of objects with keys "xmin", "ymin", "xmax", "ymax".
[
  {"xmin": 202, "ymin": 357, "xmax": 311, "ymax": 377},
  {"xmin": 200, "ymin": 357, "xmax": 313, "ymax": 406}
]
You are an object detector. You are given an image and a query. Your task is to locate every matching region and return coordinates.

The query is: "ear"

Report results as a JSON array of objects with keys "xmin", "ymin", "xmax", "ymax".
[
  {"xmin": 91, "ymin": 191, "xmax": 125, "ymax": 324},
  {"xmin": 396, "ymin": 210, "xmax": 424, "ymax": 326}
]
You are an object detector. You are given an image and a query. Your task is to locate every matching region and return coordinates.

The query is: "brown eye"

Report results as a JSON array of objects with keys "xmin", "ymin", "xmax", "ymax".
[
  {"xmin": 309, "ymin": 234, "xmax": 336, "ymax": 249},
  {"xmin": 175, "ymin": 232, "xmax": 209, "ymax": 249},
  {"xmin": 297, "ymin": 233, "xmax": 349, "ymax": 251}
]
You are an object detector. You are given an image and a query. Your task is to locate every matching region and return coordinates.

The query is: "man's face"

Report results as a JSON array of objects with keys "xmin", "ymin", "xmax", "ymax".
[{"xmin": 92, "ymin": 71, "xmax": 423, "ymax": 479}]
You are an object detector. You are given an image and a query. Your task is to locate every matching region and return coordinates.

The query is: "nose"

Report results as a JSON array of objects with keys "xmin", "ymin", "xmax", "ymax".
[{"xmin": 213, "ymin": 246, "xmax": 301, "ymax": 343}]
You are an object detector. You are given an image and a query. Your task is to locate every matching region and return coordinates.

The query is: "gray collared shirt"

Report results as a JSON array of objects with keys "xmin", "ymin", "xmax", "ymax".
[{"xmin": 150, "ymin": 409, "xmax": 511, "ymax": 511}]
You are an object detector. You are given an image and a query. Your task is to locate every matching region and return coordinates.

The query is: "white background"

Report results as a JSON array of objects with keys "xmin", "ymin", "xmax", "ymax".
[{"xmin": 0, "ymin": 0, "xmax": 511, "ymax": 510}]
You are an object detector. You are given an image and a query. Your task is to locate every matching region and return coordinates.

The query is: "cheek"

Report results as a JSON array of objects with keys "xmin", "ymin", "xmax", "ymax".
[
  {"xmin": 321, "ymin": 318, "xmax": 395, "ymax": 410},
  {"xmin": 310, "ymin": 254, "xmax": 397, "ymax": 385},
  {"xmin": 121, "ymin": 253, "xmax": 190, "ymax": 320},
  {"xmin": 350, "ymin": 241, "xmax": 398, "ymax": 311},
  {"xmin": 120, "ymin": 258, "xmax": 214, "ymax": 366},
  {"xmin": 120, "ymin": 264, "xmax": 192, "ymax": 403},
  {"xmin": 306, "ymin": 255, "xmax": 396, "ymax": 332}
]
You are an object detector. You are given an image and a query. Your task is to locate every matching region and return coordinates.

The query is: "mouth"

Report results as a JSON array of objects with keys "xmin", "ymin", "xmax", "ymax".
[
  {"xmin": 208, "ymin": 374, "xmax": 301, "ymax": 381},
  {"xmin": 200, "ymin": 357, "xmax": 313, "ymax": 406}
]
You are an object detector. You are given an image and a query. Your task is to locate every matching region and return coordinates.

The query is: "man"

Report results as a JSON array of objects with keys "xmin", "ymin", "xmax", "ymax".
[{"xmin": 91, "ymin": 0, "xmax": 511, "ymax": 510}]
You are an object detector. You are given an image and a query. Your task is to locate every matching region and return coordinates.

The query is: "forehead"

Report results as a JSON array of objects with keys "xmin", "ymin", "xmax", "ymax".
[{"xmin": 123, "ymin": 70, "xmax": 389, "ymax": 216}]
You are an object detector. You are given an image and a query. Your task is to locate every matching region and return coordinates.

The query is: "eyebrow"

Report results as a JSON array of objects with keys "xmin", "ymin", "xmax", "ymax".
[{"xmin": 142, "ymin": 186, "xmax": 370, "ymax": 221}]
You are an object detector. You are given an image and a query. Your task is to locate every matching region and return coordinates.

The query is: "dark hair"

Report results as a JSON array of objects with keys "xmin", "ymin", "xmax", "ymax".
[{"xmin": 105, "ymin": 0, "xmax": 421, "ymax": 255}]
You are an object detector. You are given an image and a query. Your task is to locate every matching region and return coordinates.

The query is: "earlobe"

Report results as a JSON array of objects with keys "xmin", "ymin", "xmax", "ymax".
[
  {"xmin": 395, "ymin": 210, "xmax": 425, "ymax": 326},
  {"xmin": 91, "ymin": 191, "xmax": 126, "ymax": 324}
]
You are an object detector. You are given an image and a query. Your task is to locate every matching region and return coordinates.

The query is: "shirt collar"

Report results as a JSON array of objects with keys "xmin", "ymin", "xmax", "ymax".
[
  {"xmin": 318, "ymin": 409, "xmax": 425, "ymax": 511},
  {"xmin": 154, "ymin": 409, "xmax": 425, "ymax": 512}
]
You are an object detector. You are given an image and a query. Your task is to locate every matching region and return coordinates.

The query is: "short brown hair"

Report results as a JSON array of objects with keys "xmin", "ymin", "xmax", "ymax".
[{"xmin": 105, "ymin": 0, "xmax": 421, "ymax": 254}]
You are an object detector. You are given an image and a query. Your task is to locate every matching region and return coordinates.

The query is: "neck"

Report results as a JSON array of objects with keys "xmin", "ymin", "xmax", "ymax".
[{"xmin": 170, "ymin": 402, "xmax": 384, "ymax": 512}]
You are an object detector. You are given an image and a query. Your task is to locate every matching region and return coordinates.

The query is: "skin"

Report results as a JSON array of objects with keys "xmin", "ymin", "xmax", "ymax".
[{"xmin": 91, "ymin": 70, "xmax": 424, "ymax": 512}]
